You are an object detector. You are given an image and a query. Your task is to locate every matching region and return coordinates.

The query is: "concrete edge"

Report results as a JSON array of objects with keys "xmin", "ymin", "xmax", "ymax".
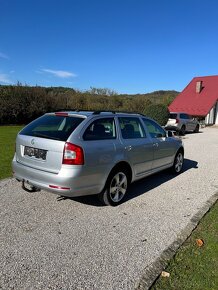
[{"xmin": 135, "ymin": 191, "xmax": 218, "ymax": 290}]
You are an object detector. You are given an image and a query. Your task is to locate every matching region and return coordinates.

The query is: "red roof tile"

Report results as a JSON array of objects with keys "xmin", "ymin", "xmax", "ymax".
[{"xmin": 168, "ymin": 75, "xmax": 218, "ymax": 116}]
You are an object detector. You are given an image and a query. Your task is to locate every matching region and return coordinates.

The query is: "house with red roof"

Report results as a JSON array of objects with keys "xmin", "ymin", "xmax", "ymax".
[{"xmin": 168, "ymin": 75, "xmax": 218, "ymax": 125}]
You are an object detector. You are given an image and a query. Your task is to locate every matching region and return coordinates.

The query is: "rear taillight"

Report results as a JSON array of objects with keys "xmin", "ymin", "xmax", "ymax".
[
  {"xmin": 176, "ymin": 118, "xmax": 179, "ymax": 124},
  {"xmin": 62, "ymin": 142, "xmax": 84, "ymax": 165}
]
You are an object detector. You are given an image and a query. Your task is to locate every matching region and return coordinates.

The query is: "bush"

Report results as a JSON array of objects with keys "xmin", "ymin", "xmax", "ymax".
[
  {"xmin": 143, "ymin": 104, "xmax": 169, "ymax": 126},
  {"xmin": 0, "ymin": 84, "xmax": 177, "ymax": 125}
]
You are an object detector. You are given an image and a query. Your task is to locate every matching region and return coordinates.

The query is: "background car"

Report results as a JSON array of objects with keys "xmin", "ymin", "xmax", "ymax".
[
  {"xmin": 165, "ymin": 112, "xmax": 200, "ymax": 135},
  {"xmin": 12, "ymin": 111, "xmax": 184, "ymax": 206}
]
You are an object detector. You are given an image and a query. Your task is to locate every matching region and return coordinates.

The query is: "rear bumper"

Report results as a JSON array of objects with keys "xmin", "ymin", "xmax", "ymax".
[{"xmin": 12, "ymin": 158, "xmax": 105, "ymax": 197}]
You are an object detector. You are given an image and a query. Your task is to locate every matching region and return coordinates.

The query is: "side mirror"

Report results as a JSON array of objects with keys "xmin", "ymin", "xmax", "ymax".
[
  {"xmin": 156, "ymin": 133, "xmax": 165, "ymax": 138},
  {"xmin": 167, "ymin": 131, "xmax": 173, "ymax": 137}
]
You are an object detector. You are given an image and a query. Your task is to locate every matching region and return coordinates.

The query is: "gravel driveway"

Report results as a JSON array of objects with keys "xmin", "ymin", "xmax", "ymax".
[{"xmin": 0, "ymin": 127, "xmax": 218, "ymax": 290}]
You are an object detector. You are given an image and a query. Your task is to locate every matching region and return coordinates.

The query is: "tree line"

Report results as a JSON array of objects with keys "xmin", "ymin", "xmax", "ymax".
[{"xmin": 0, "ymin": 84, "xmax": 178, "ymax": 126}]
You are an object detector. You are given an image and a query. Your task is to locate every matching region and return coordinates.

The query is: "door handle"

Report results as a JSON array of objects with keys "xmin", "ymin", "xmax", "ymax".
[{"xmin": 125, "ymin": 145, "xmax": 132, "ymax": 151}]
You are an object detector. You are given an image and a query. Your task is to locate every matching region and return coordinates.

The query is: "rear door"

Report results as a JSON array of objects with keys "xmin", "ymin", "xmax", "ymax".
[
  {"xmin": 118, "ymin": 117, "xmax": 153, "ymax": 176},
  {"xmin": 16, "ymin": 114, "xmax": 85, "ymax": 173},
  {"xmin": 187, "ymin": 114, "xmax": 197, "ymax": 131},
  {"xmin": 81, "ymin": 117, "xmax": 118, "ymax": 185},
  {"xmin": 180, "ymin": 113, "xmax": 195, "ymax": 131}
]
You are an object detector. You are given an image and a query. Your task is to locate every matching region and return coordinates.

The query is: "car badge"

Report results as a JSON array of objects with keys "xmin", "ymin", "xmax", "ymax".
[{"xmin": 31, "ymin": 139, "xmax": 35, "ymax": 145}]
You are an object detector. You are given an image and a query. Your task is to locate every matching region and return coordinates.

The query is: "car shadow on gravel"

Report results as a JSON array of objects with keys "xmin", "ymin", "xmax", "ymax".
[
  {"xmin": 125, "ymin": 158, "xmax": 198, "ymax": 203},
  {"xmin": 57, "ymin": 158, "xmax": 198, "ymax": 207}
]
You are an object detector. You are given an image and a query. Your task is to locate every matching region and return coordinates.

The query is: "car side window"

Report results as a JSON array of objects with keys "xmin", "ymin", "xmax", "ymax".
[
  {"xmin": 142, "ymin": 119, "xmax": 166, "ymax": 138},
  {"xmin": 83, "ymin": 118, "xmax": 116, "ymax": 140},
  {"xmin": 180, "ymin": 113, "xmax": 189, "ymax": 119},
  {"xmin": 118, "ymin": 117, "xmax": 146, "ymax": 139}
]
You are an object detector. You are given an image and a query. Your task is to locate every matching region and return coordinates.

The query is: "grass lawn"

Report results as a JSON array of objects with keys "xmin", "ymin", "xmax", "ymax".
[
  {"xmin": 0, "ymin": 125, "xmax": 24, "ymax": 179},
  {"xmin": 151, "ymin": 201, "xmax": 218, "ymax": 290}
]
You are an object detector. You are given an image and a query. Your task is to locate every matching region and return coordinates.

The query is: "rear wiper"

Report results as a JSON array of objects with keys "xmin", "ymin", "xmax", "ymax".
[{"xmin": 33, "ymin": 133, "xmax": 60, "ymax": 140}]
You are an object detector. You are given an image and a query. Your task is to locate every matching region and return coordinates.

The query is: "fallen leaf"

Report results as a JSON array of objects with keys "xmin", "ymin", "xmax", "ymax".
[
  {"xmin": 196, "ymin": 239, "xmax": 204, "ymax": 247},
  {"xmin": 161, "ymin": 271, "xmax": 170, "ymax": 278}
]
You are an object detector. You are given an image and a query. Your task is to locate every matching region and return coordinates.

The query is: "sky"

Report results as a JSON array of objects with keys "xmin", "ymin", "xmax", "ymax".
[{"xmin": 1, "ymin": 0, "xmax": 218, "ymax": 94}]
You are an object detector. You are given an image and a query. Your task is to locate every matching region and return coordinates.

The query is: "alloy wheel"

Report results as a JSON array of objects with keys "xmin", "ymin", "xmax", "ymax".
[
  {"xmin": 109, "ymin": 172, "xmax": 128, "ymax": 203},
  {"xmin": 175, "ymin": 152, "xmax": 183, "ymax": 172}
]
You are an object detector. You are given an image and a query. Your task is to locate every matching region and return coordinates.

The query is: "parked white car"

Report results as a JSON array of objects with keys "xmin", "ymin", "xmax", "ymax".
[{"xmin": 165, "ymin": 112, "xmax": 200, "ymax": 135}]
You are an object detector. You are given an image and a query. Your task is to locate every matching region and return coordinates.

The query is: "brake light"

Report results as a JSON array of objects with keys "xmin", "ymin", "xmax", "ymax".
[
  {"xmin": 55, "ymin": 112, "xmax": 69, "ymax": 116},
  {"xmin": 176, "ymin": 118, "xmax": 179, "ymax": 124},
  {"xmin": 63, "ymin": 142, "xmax": 84, "ymax": 165}
]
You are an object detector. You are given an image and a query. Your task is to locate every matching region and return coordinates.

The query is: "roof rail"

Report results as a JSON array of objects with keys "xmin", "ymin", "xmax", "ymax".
[
  {"xmin": 54, "ymin": 109, "xmax": 93, "ymax": 112},
  {"xmin": 92, "ymin": 110, "xmax": 146, "ymax": 116},
  {"xmin": 52, "ymin": 109, "xmax": 146, "ymax": 117},
  {"xmin": 92, "ymin": 110, "xmax": 116, "ymax": 115},
  {"xmin": 116, "ymin": 111, "xmax": 146, "ymax": 116}
]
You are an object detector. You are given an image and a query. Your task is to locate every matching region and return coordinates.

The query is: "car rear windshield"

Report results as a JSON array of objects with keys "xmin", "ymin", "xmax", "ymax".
[
  {"xmin": 20, "ymin": 114, "xmax": 85, "ymax": 141},
  {"xmin": 169, "ymin": 113, "xmax": 178, "ymax": 119}
]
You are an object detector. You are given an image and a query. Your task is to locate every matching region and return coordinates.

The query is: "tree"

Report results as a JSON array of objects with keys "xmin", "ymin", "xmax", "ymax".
[
  {"xmin": 89, "ymin": 87, "xmax": 117, "ymax": 96},
  {"xmin": 143, "ymin": 104, "xmax": 169, "ymax": 125}
]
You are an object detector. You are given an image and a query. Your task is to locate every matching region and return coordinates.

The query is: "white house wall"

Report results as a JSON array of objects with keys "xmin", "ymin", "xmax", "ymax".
[
  {"xmin": 215, "ymin": 102, "xmax": 218, "ymax": 125},
  {"xmin": 205, "ymin": 102, "xmax": 218, "ymax": 125},
  {"xmin": 205, "ymin": 106, "xmax": 215, "ymax": 125}
]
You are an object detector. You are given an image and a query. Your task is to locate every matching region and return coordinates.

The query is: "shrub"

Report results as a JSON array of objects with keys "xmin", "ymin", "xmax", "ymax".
[{"xmin": 143, "ymin": 104, "xmax": 169, "ymax": 126}]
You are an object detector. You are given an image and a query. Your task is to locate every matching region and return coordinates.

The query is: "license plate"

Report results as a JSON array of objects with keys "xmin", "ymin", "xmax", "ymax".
[{"xmin": 24, "ymin": 146, "xmax": 47, "ymax": 160}]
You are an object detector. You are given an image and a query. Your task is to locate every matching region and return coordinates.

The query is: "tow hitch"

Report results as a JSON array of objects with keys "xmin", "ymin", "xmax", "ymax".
[{"xmin": 22, "ymin": 180, "xmax": 40, "ymax": 193}]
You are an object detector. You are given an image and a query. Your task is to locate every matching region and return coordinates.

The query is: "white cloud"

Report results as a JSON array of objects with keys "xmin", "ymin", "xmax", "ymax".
[
  {"xmin": 0, "ymin": 73, "xmax": 12, "ymax": 84},
  {"xmin": 41, "ymin": 69, "xmax": 76, "ymax": 78},
  {"xmin": 0, "ymin": 52, "xmax": 9, "ymax": 59}
]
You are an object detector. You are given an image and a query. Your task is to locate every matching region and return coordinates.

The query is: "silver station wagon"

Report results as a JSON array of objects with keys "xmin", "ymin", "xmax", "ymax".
[{"xmin": 12, "ymin": 111, "xmax": 184, "ymax": 206}]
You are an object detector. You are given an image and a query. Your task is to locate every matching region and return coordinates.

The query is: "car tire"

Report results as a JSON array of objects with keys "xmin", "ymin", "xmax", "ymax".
[
  {"xmin": 194, "ymin": 124, "xmax": 200, "ymax": 133},
  {"xmin": 98, "ymin": 168, "xmax": 129, "ymax": 206},
  {"xmin": 171, "ymin": 150, "xmax": 184, "ymax": 174},
  {"xmin": 180, "ymin": 125, "xmax": 186, "ymax": 136}
]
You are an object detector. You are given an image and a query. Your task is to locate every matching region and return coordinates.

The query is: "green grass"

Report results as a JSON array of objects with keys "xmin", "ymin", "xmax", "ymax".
[
  {"xmin": 0, "ymin": 125, "xmax": 24, "ymax": 179},
  {"xmin": 151, "ymin": 201, "xmax": 218, "ymax": 290}
]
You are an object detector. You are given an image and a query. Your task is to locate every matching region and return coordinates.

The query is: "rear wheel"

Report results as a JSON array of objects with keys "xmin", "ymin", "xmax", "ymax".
[
  {"xmin": 194, "ymin": 124, "xmax": 200, "ymax": 133},
  {"xmin": 180, "ymin": 125, "xmax": 186, "ymax": 136},
  {"xmin": 98, "ymin": 169, "xmax": 129, "ymax": 206},
  {"xmin": 171, "ymin": 150, "xmax": 184, "ymax": 174}
]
